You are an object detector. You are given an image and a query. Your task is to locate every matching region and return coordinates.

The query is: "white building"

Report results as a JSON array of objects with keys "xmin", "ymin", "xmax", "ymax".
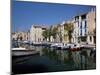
[
  {"xmin": 73, "ymin": 8, "xmax": 96, "ymax": 45},
  {"xmin": 30, "ymin": 25, "xmax": 46, "ymax": 43},
  {"xmin": 73, "ymin": 13, "xmax": 89, "ymax": 44}
]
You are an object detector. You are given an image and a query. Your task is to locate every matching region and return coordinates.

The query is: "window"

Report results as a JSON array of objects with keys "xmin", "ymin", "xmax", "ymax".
[
  {"xmin": 78, "ymin": 21, "xmax": 79, "ymax": 27},
  {"xmin": 90, "ymin": 36, "xmax": 92, "ymax": 42},
  {"xmin": 81, "ymin": 14, "xmax": 86, "ymax": 20},
  {"xmin": 80, "ymin": 23, "xmax": 82, "ymax": 29},
  {"xmin": 80, "ymin": 29, "xmax": 82, "ymax": 36},
  {"xmin": 94, "ymin": 18, "xmax": 96, "ymax": 23},
  {"xmin": 75, "ymin": 16, "xmax": 79, "ymax": 21},
  {"xmin": 85, "ymin": 29, "xmax": 86, "ymax": 35},
  {"xmin": 81, "ymin": 36, "xmax": 87, "ymax": 42},
  {"xmin": 84, "ymin": 21, "xmax": 87, "ymax": 28}
]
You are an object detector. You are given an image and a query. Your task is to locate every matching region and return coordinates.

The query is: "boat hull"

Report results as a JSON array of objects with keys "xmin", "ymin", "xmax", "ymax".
[{"xmin": 12, "ymin": 50, "xmax": 39, "ymax": 56}]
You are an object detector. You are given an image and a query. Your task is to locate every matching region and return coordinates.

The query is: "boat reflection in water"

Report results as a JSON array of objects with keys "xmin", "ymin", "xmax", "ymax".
[{"xmin": 12, "ymin": 46, "xmax": 96, "ymax": 74}]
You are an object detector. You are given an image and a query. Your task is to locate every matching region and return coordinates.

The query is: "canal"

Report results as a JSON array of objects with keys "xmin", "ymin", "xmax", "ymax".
[{"xmin": 12, "ymin": 46, "xmax": 96, "ymax": 74}]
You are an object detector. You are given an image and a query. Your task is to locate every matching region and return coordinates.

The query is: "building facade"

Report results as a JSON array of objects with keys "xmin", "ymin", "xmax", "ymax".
[
  {"xmin": 73, "ymin": 13, "xmax": 87, "ymax": 44},
  {"xmin": 87, "ymin": 9, "xmax": 96, "ymax": 44},
  {"xmin": 51, "ymin": 23, "xmax": 65, "ymax": 43},
  {"xmin": 12, "ymin": 31, "xmax": 30, "ymax": 41},
  {"xmin": 30, "ymin": 25, "xmax": 46, "ymax": 43},
  {"xmin": 51, "ymin": 21, "xmax": 73, "ymax": 44},
  {"xmin": 73, "ymin": 9, "xmax": 96, "ymax": 45}
]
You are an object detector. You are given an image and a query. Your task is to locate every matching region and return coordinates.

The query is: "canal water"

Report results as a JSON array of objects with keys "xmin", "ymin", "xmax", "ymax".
[{"xmin": 12, "ymin": 46, "xmax": 96, "ymax": 74}]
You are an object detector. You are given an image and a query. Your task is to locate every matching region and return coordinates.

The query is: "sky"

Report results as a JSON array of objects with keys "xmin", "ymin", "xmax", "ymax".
[{"xmin": 12, "ymin": 0, "xmax": 96, "ymax": 32}]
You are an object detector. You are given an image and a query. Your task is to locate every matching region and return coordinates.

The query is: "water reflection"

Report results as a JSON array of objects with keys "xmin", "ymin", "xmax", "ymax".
[
  {"xmin": 39, "ymin": 47, "xmax": 96, "ymax": 70},
  {"xmin": 12, "ymin": 46, "xmax": 96, "ymax": 74}
]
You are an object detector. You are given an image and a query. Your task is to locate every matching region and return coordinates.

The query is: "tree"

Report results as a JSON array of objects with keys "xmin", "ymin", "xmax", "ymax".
[
  {"xmin": 42, "ymin": 29, "xmax": 49, "ymax": 41},
  {"xmin": 42, "ymin": 27, "xmax": 53, "ymax": 42},
  {"xmin": 51, "ymin": 27, "xmax": 58, "ymax": 42},
  {"xmin": 64, "ymin": 23, "xmax": 74, "ymax": 43}
]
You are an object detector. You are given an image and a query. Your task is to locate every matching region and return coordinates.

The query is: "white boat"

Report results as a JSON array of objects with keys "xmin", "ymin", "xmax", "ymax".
[
  {"xmin": 50, "ymin": 43, "xmax": 59, "ymax": 49},
  {"xmin": 56, "ymin": 43, "xmax": 68, "ymax": 50},
  {"xmin": 12, "ymin": 40, "xmax": 37, "ymax": 56},
  {"xmin": 12, "ymin": 47, "xmax": 27, "ymax": 50},
  {"xmin": 12, "ymin": 45, "xmax": 39, "ymax": 56},
  {"xmin": 50, "ymin": 43, "xmax": 69, "ymax": 50}
]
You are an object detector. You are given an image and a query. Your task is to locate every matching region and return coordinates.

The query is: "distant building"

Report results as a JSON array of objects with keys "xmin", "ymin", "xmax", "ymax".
[
  {"xmin": 30, "ymin": 25, "xmax": 46, "ymax": 43},
  {"xmin": 56, "ymin": 24, "xmax": 64, "ymax": 43},
  {"xmin": 50, "ymin": 23, "xmax": 64, "ymax": 43},
  {"xmin": 12, "ymin": 31, "xmax": 30, "ymax": 41},
  {"xmin": 40, "ymin": 24, "xmax": 64, "ymax": 43},
  {"xmin": 52, "ymin": 20, "xmax": 73, "ymax": 43},
  {"xmin": 12, "ymin": 32, "xmax": 17, "ymax": 40}
]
